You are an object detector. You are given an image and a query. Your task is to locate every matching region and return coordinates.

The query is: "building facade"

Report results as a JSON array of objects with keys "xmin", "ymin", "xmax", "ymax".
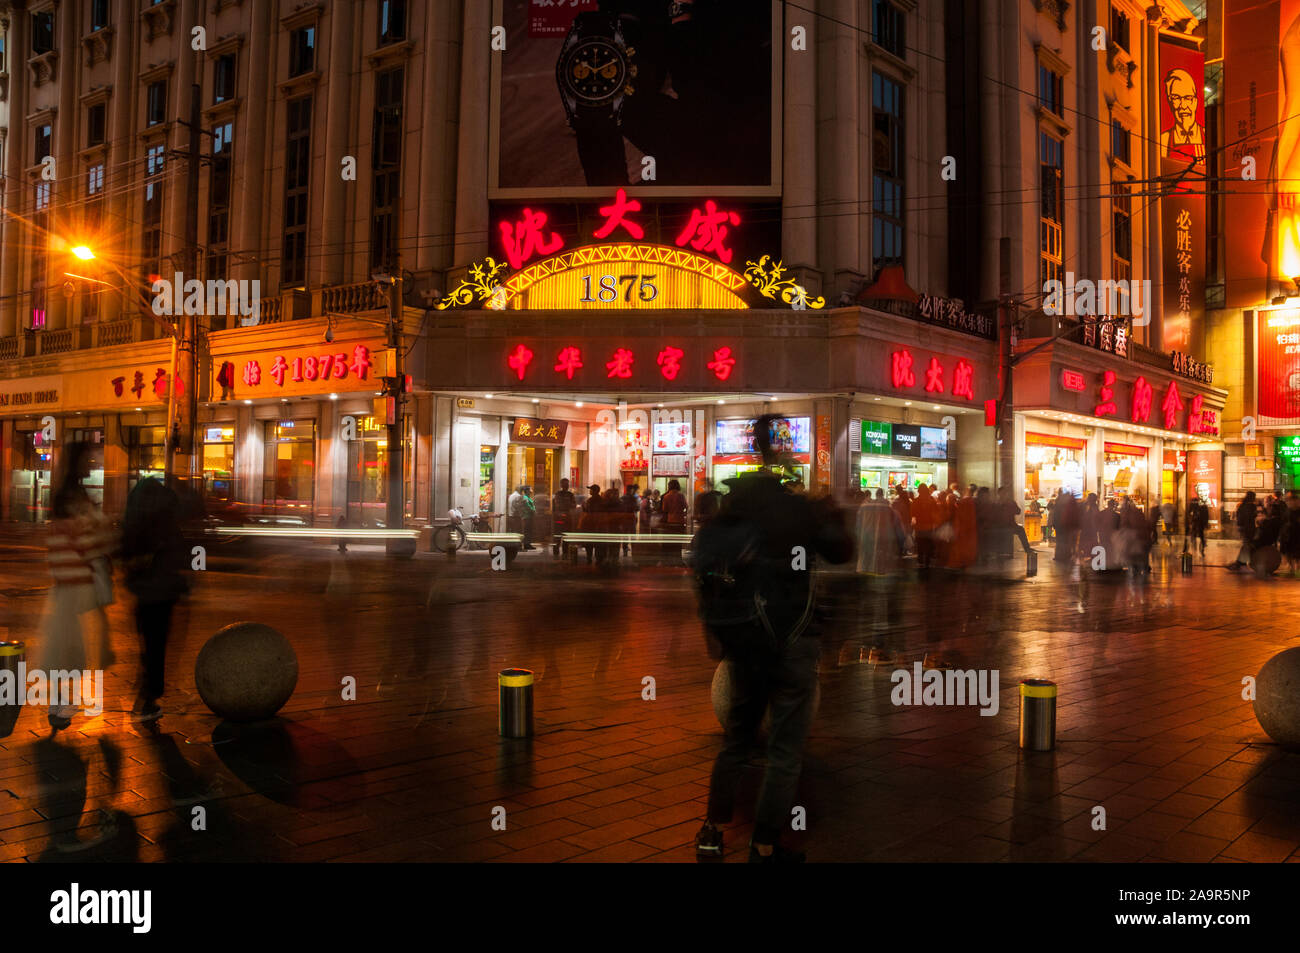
[{"xmin": 0, "ymin": 0, "xmax": 1236, "ymax": 531}]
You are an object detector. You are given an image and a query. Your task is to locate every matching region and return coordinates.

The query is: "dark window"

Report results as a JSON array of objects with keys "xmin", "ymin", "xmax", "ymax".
[
  {"xmin": 1109, "ymin": 6, "xmax": 1130, "ymax": 51},
  {"xmin": 214, "ymin": 54, "xmax": 236, "ymax": 103},
  {"xmin": 147, "ymin": 81, "xmax": 167, "ymax": 125},
  {"xmin": 283, "ymin": 98, "xmax": 312, "ymax": 285},
  {"xmin": 0, "ymin": 32, "xmax": 6, "ymax": 72},
  {"xmin": 31, "ymin": 11, "xmax": 54, "ymax": 55},
  {"xmin": 371, "ymin": 69, "xmax": 404, "ymax": 272},
  {"xmin": 207, "ymin": 122, "xmax": 234, "ymax": 286},
  {"xmin": 872, "ymin": 0, "xmax": 905, "ymax": 58},
  {"xmin": 83, "ymin": 164, "xmax": 105, "ymax": 320},
  {"xmin": 91, "ymin": 0, "xmax": 109, "ymax": 32},
  {"xmin": 142, "ymin": 144, "xmax": 166, "ymax": 281},
  {"xmin": 379, "ymin": 0, "xmax": 406, "ymax": 46},
  {"xmin": 35, "ymin": 124, "xmax": 52, "ymax": 164},
  {"xmin": 1111, "ymin": 182, "xmax": 1132, "ymax": 317},
  {"xmin": 289, "ymin": 26, "xmax": 316, "ymax": 77},
  {"xmin": 1038, "ymin": 64, "xmax": 1064, "ymax": 117},
  {"xmin": 871, "ymin": 71, "xmax": 904, "ymax": 272},
  {"xmin": 32, "ymin": 188, "xmax": 49, "ymax": 329},
  {"xmin": 1040, "ymin": 131, "xmax": 1064, "ymax": 288},
  {"xmin": 1111, "ymin": 119, "xmax": 1130, "ymax": 165},
  {"xmin": 87, "ymin": 103, "xmax": 107, "ymax": 147}
]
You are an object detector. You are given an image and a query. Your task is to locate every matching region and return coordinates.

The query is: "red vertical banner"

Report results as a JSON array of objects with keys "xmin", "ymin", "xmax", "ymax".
[
  {"xmin": 814, "ymin": 415, "xmax": 831, "ymax": 491},
  {"xmin": 1159, "ymin": 37, "xmax": 1206, "ymax": 354},
  {"xmin": 1258, "ymin": 309, "xmax": 1300, "ymax": 426}
]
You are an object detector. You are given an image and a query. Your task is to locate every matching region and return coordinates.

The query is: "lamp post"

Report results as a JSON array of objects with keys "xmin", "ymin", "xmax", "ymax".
[{"xmin": 373, "ymin": 272, "xmax": 411, "ymax": 555}]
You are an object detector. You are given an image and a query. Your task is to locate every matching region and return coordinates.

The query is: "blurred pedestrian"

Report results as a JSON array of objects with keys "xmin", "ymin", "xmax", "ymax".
[
  {"xmin": 695, "ymin": 479, "xmax": 722, "ymax": 529},
  {"xmin": 891, "ymin": 486, "xmax": 913, "ymax": 555},
  {"xmin": 620, "ymin": 483, "xmax": 640, "ymax": 554},
  {"xmin": 662, "ymin": 479, "xmax": 687, "ymax": 533},
  {"xmin": 999, "ymin": 487, "xmax": 1034, "ymax": 555},
  {"xmin": 1227, "ymin": 491, "xmax": 1259, "ymax": 571},
  {"xmin": 911, "ymin": 484, "xmax": 940, "ymax": 571},
  {"xmin": 521, "ymin": 486, "xmax": 537, "ymax": 550},
  {"xmin": 120, "ymin": 478, "xmax": 190, "ymax": 723},
  {"xmin": 1185, "ymin": 494, "xmax": 1209, "ymax": 559},
  {"xmin": 1160, "ymin": 499, "xmax": 1178, "ymax": 544},
  {"xmin": 507, "ymin": 486, "xmax": 525, "ymax": 537},
  {"xmin": 1054, "ymin": 491, "xmax": 1080, "ymax": 563},
  {"xmin": 1282, "ymin": 490, "xmax": 1300, "ymax": 575},
  {"xmin": 581, "ymin": 483, "xmax": 603, "ymax": 565},
  {"xmin": 552, "ymin": 478, "xmax": 576, "ymax": 556},
  {"xmin": 693, "ymin": 415, "xmax": 854, "ymax": 863}
]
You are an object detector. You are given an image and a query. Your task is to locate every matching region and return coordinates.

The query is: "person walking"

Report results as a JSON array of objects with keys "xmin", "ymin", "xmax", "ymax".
[
  {"xmin": 911, "ymin": 484, "xmax": 941, "ymax": 572},
  {"xmin": 1054, "ymin": 491, "xmax": 1080, "ymax": 563},
  {"xmin": 999, "ymin": 487, "xmax": 1034, "ymax": 556},
  {"xmin": 521, "ymin": 486, "xmax": 537, "ymax": 551},
  {"xmin": 693, "ymin": 415, "xmax": 854, "ymax": 863},
  {"xmin": 581, "ymin": 483, "xmax": 603, "ymax": 565},
  {"xmin": 694, "ymin": 479, "xmax": 722, "ymax": 530},
  {"xmin": 1282, "ymin": 490, "xmax": 1300, "ymax": 575},
  {"xmin": 551, "ymin": 478, "xmax": 576, "ymax": 556},
  {"xmin": 1226, "ymin": 491, "xmax": 1259, "ymax": 571},
  {"xmin": 662, "ymin": 479, "xmax": 688, "ymax": 534},
  {"xmin": 1185, "ymin": 494, "xmax": 1209, "ymax": 559},
  {"xmin": 120, "ymin": 478, "xmax": 190, "ymax": 722},
  {"xmin": 619, "ymin": 483, "xmax": 640, "ymax": 555},
  {"xmin": 507, "ymin": 486, "xmax": 524, "ymax": 537}
]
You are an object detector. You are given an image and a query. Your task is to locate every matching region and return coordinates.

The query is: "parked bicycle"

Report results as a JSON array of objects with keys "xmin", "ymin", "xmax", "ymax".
[{"xmin": 432, "ymin": 507, "xmax": 496, "ymax": 553}]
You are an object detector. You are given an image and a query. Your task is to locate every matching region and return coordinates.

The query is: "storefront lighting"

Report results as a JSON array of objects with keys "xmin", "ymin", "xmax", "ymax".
[
  {"xmin": 575, "ymin": 401, "xmax": 584, "ymax": 407},
  {"xmin": 329, "ymin": 393, "xmax": 339, "ymax": 400},
  {"xmin": 532, "ymin": 398, "xmax": 540, "ymax": 404},
  {"xmin": 904, "ymin": 401, "xmax": 912, "ymax": 406},
  {"xmin": 134, "ymin": 407, "xmax": 142, "ymax": 412},
  {"xmin": 717, "ymin": 399, "xmax": 725, "ymax": 404},
  {"xmin": 933, "ymin": 405, "xmax": 941, "ymax": 410},
  {"xmin": 485, "ymin": 393, "xmax": 494, "ymax": 398}
]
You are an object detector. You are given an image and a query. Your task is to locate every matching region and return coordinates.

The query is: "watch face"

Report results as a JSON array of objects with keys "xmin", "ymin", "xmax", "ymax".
[{"xmin": 559, "ymin": 38, "xmax": 628, "ymax": 106}]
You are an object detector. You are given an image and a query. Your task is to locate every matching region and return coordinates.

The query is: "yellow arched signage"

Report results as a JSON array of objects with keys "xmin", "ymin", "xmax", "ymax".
[{"xmin": 496, "ymin": 244, "xmax": 750, "ymax": 311}]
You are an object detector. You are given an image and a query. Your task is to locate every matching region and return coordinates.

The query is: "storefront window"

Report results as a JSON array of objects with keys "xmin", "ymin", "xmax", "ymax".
[
  {"xmin": 1025, "ymin": 432, "xmax": 1086, "ymax": 503},
  {"xmin": 856, "ymin": 419, "xmax": 949, "ymax": 496},
  {"xmin": 1103, "ymin": 443, "xmax": 1149, "ymax": 506},
  {"xmin": 69, "ymin": 429, "xmax": 107, "ymax": 508},
  {"xmin": 344, "ymin": 415, "xmax": 412, "ymax": 525},
  {"xmin": 712, "ymin": 417, "xmax": 813, "ymax": 491},
  {"xmin": 126, "ymin": 426, "xmax": 167, "ymax": 495},
  {"xmin": 9, "ymin": 429, "xmax": 54, "ymax": 522},
  {"xmin": 203, "ymin": 426, "xmax": 236, "ymax": 502},
  {"xmin": 506, "ymin": 444, "xmax": 556, "ymax": 522},
  {"xmin": 263, "ymin": 420, "xmax": 317, "ymax": 520},
  {"xmin": 478, "ymin": 446, "xmax": 497, "ymax": 513}
]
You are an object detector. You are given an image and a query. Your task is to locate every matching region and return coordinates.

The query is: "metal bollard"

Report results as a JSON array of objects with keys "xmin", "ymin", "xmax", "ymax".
[
  {"xmin": 1180, "ymin": 551, "xmax": 1193, "ymax": 573},
  {"xmin": 1026, "ymin": 550, "xmax": 1038, "ymax": 577},
  {"xmin": 1019, "ymin": 678, "xmax": 1057, "ymax": 751},
  {"xmin": 498, "ymin": 668, "xmax": 534, "ymax": 738},
  {"xmin": 0, "ymin": 640, "xmax": 24, "ymax": 738}
]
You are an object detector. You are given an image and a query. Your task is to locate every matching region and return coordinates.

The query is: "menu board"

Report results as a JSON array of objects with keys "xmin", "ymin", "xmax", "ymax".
[
  {"xmin": 891, "ymin": 425, "xmax": 921, "ymax": 458},
  {"xmin": 714, "ymin": 417, "xmax": 811, "ymax": 455},
  {"xmin": 652, "ymin": 420, "xmax": 692, "ymax": 453},
  {"xmin": 861, "ymin": 420, "xmax": 892, "ymax": 454},
  {"xmin": 919, "ymin": 426, "xmax": 948, "ymax": 461}
]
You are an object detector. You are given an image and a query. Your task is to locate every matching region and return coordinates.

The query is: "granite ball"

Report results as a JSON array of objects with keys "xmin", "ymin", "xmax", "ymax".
[
  {"xmin": 196, "ymin": 622, "xmax": 299, "ymax": 722},
  {"xmin": 1252, "ymin": 546, "xmax": 1282, "ymax": 578},
  {"xmin": 1254, "ymin": 647, "xmax": 1300, "ymax": 747}
]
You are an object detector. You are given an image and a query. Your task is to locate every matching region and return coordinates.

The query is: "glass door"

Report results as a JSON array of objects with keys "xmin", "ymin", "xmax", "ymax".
[{"xmin": 263, "ymin": 419, "xmax": 317, "ymax": 522}]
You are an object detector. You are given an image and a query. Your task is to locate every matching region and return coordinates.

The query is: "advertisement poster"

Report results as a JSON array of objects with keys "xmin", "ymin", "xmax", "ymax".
[
  {"xmin": 1159, "ymin": 37, "xmax": 1206, "ymax": 355},
  {"xmin": 1258, "ymin": 308, "xmax": 1300, "ymax": 426},
  {"xmin": 861, "ymin": 420, "xmax": 892, "ymax": 455},
  {"xmin": 815, "ymin": 415, "xmax": 831, "ymax": 489},
  {"xmin": 652, "ymin": 420, "xmax": 691, "ymax": 453},
  {"xmin": 1187, "ymin": 450, "xmax": 1223, "ymax": 515},
  {"xmin": 919, "ymin": 426, "xmax": 948, "ymax": 461},
  {"xmin": 713, "ymin": 417, "xmax": 810, "ymax": 461},
  {"xmin": 891, "ymin": 424, "xmax": 921, "ymax": 458},
  {"xmin": 494, "ymin": 0, "xmax": 777, "ymax": 193}
]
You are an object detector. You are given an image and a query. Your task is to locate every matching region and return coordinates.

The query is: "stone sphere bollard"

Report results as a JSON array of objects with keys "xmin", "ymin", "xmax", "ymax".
[
  {"xmin": 195, "ymin": 622, "xmax": 299, "ymax": 722},
  {"xmin": 1254, "ymin": 647, "xmax": 1300, "ymax": 746},
  {"xmin": 710, "ymin": 658, "xmax": 820, "ymax": 733},
  {"xmin": 1252, "ymin": 546, "xmax": 1282, "ymax": 579}
]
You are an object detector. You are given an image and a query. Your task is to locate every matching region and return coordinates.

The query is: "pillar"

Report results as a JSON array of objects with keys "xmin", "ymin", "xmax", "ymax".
[
  {"xmin": 452, "ymin": 1, "xmax": 491, "ymax": 266},
  {"xmin": 318, "ymin": 0, "xmax": 354, "ymax": 287},
  {"xmin": 0, "ymin": 11, "xmax": 29, "ymax": 336}
]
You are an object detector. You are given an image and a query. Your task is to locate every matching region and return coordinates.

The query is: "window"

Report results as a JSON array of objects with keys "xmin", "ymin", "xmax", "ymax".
[
  {"xmin": 1038, "ymin": 64, "xmax": 1064, "ymax": 118},
  {"xmin": 370, "ymin": 69, "xmax": 404, "ymax": 272},
  {"xmin": 35, "ymin": 124, "xmax": 52, "ymax": 164},
  {"xmin": 872, "ymin": 0, "xmax": 905, "ymax": 58},
  {"xmin": 207, "ymin": 122, "xmax": 234, "ymax": 286},
  {"xmin": 85, "ymin": 163, "xmax": 105, "ymax": 232},
  {"xmin": 91, "ymin": 0, "xmax": 109, "ymax": 32},
  {"xmin": 87, "ymin": 103, "xmax": 107, "ymax": 147},
  {"xmin": 213, "ymin": 54, "xmax": 236, "ymax": 103},
  {"xmin": 871, "ymin": 71, "xmax": 904, "ymax": 272},
  {"xmin": 1111, "ymin": 119, "xmax": 1130, "ymax": 165},
  {"xmin": 1039, "ymin": 131, "xmax": 1064, "ymax": 288},
  {"xmin": 0, "ymin": 30, "xmax": 6, "ymax": 72},
  {"xmin": 147, "ymin": 81, "xmax": 167, "ymax": 125},
  {"xmin": 1109, "ymin": 6, "xmax": 1130, "ymax": 52},
  {"xmin": 289, "ymin": 26, "xmax": 316, "ymax": 77},
  {"xmin": 379, "ymin": 0, "xmax": 406, "ymax": 46},
  {"xmin": 31, "ymin": 10, "xmax": 54, "ymax": 55},
  {"xmin": 32, "ymin": 183, "xmax": 49, "ymax": 330},
  {"xmin": 142, "ymin": 144, "xmax": 166, "ymax": 281},
  {"xmin": 283, "ymin": 98, "xmax": 312, "ymax": 285},
  {"xmin": 1111, "ymin": 182, "xmax": 1132, "ymax": 315}
]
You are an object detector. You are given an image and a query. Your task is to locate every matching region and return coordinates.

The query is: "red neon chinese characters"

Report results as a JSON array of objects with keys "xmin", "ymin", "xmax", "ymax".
[
  {"xmin": 1094, "ymin": 370, "xmax": 1118, "ymax": 417},
  {"xmin": 675, "ymin": 200, "xmax": 741, "ymax": 263},
  {"xmin": 508, "ymin": 344, "xmax": 534, "ymax": 381},
  {"xmin": 593, "ymin": 188, "xmax": 644, "ymax": 240},
  {"xmin": 350, "ymin": 345, "xmax": 372, "ymax": 379},
  {"xmin": 499, "ymin": 208, "xmax": 564, "ymax": 269},
  {"xmin": 1131, "ymin": 376, "xmax": 1153, "ymax": 424},
  {"xmin": 111, "ymin": 376, "xmax": 125, "ymax": 397},
  {"xmin": 270, "ymin": 356, "xmax": 288, "ymax": 387},
  {"xmin": 153, "ymin": 369, "xmax": 169, "ymax": 398},
  {"xmin": 1188, "ymin": 393, "xmax": 1213, "ymax": 434},
  {"xmin": 554, "ymin": 346, "xmax": 584, "ymax": 380},
  {"xmin": 891, "ymin": 350, "xmax": 916, "ymax": 389},
  {"xmin": 131, "ymin": 371, "xmax": 145, "ymax": 399},
  {"xmin": 708, "ymin": 347, "xmax": 736, "ymax": 381},
  {"xmin": 656, "ymin": 345, "xmax": 684, "ymax": 381},
  {"xmin": 243, "ymin": 361, "xmax": 261, "ymax": 386},
  {"xmin": 1161, "ymin": 380, "xmax": 1184, "ymax": 430},
  {"xmin": 952, "ymin": 359, "xmax": 975, "ymax": 400},
  {"xmin": 606, "ymin": 347, "xmax": 634, "ymax": 379},
  {"xmin": 924, "ymin": 357, "xmax": 944, "ymax": 393}
]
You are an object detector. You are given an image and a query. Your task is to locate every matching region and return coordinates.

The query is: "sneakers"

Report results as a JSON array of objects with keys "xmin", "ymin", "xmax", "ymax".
[
  {"xmin": 695, "ymin": 821, "xmax": 723, "ymax": 857},
  {"xmin": 748, "ymin": 842, "xmax": 806, "ymax": 864}
]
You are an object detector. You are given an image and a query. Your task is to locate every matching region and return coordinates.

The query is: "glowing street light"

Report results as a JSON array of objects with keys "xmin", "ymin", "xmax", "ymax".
[{"xmin": 70, "ymin": 245, "xmax": 96, "ymax": 261}]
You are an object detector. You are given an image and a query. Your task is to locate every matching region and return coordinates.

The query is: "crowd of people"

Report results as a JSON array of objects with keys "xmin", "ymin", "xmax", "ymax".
[{"xmin": 1225, "ymin": 489, "xmax": 1300, "ymax": 576}]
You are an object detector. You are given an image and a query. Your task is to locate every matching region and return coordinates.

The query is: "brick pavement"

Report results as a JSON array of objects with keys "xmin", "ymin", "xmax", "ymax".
[{"xmin": 0, "ymin": 532, "xmax": 1298, "ymax": 863}]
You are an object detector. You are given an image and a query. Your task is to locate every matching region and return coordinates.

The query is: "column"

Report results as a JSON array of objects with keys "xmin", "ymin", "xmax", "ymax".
[
  {"xmin": 815, "ymin": 0, "xmax": 859, "ymax": 295},
  {"xmin": 782, "ymin": 2, "xmax": 816, "ymax": 275},
  {"xmin": 49, "ymin": 0, "xmax": 80, "ymax": 330},
  {"xmin": 416, "ymin": 1, "xmax": 461, "ymax": 274},
  {"xmin": 0, "ymin": 11, "xmax": 29, "ymax": 336},
  {"xmin": 318, "ymin": 0, "xmax": 354, "ymax": 286},
  {"xmin": 452, "ymin": 1, "xmax": 491, "ymax": 266},
  {"xmin": 237, "ymin": 0, "xmax": 273, "ymax": 290},
  {"xmin": 166, "ymin": 0, "xmax": 200, "ymax": 293},
  {"xmin": 106, "ymin": 0, "xmax": 136, "ymax": 324}
]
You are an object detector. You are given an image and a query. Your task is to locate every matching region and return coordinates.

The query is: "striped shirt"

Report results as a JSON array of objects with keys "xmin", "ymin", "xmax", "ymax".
[{"xmin": 47, "ymin": 509, "xmax": 115, "ymax": 587}]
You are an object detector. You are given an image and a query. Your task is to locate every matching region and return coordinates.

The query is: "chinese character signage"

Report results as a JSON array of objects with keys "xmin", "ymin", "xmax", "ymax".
[
  {"xmin": 916, "ymin": 295, "xmax": 996, "ymax": 340},
  {"xmin": 1053, "ymin": 362, "xmax": 1220, "ymax": 435},
  {"xmin": 1170, "ymin": 350, "xmax": 1213, "ymax": 383},
  {"xmin": 211, "ymin": 342, "xmax": 386, "ymax": 399},
  {"xmin": 510, "ymin": 418, "xmax": 568, "ymax": 445},
  {"xmin": 1258, "ymin": 308, "xmax": 1300, "ymax": 426},
  {"xmin": 887, "ymin": 348, "xmax": 977, "ymax": 400},
  {"xmin": 495, "ymin": 3, "xmax": 778, "ymax": 194},
  {"xmin": 1159, "ymin": 36, "xmax": 1206, "ymax": 354}
]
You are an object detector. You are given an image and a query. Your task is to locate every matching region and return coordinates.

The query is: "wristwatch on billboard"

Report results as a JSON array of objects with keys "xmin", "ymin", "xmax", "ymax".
[{"xmin": 556, "ymin": 11, "xmax": 638, "ymax": 138}]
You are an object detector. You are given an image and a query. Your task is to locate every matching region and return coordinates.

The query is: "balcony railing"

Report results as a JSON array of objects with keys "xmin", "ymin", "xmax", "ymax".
[
  {"xmin": 0, "ymin": 337, "xmax": 18, "ymax": 361},
  {"xmin": 321, "ymin": 281, "xmax": 386, "ymax": 314},
  {"xmin": 38, "ymin": 328, "xmax": 76, "ymax": 355}
]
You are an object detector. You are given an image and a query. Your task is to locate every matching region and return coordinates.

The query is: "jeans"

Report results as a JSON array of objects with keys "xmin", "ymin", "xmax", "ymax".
[
  {"xmin": 1011, "ymin": 523, "xmax": 1032, "ymax": 553},
  {"xmin": 135, "ymin": 600, "xmax": 175, "ymax": 705},
  {"xmin": 707, "ymin": 637, "xmax": 820, "ymax": 846}
]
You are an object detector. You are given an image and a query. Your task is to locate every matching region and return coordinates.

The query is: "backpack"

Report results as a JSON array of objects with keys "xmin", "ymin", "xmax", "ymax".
[{"xmin": 691, "ymin": 512, "xmax": 815, "ymax": 664}]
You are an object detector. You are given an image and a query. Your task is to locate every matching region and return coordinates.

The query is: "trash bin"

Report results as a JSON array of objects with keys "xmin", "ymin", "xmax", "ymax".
[
  {"xmin": 498, "ymin": 668, "xmax": 534, "ymax": 738},
  {"xmin": 0, "ymin": 640, "xmax": 24, "ymax": 738},
  {"xmin": 1019, "ymin": 677, "xmax": 1056, "ymax": 751}
]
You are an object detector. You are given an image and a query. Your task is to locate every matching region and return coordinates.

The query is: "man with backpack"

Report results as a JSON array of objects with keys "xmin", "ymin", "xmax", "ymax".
[{"xmin": 692, "ymin": 415, "xmax": 854, "ymax": 863}]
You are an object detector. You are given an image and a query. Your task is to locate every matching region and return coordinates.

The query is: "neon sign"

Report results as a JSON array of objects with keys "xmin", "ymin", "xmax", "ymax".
[
  {"xmin": 506, "ymin": 343, "xmax": 739, "ymax": 384},
  {"xmin": 1061, "ymin": 369, "xmax": 1086, "ymax": 392},
  {"xmin": 1131, "ymin": 376, "xmax": 1153, "ymax": 424},
  {"xmin": 889, "ymin": 350, "xmax": 976, "ymax": 400},
  {"xmin": 1094, "ymin": 370, "xmax": 1118, "ymax": 417}
]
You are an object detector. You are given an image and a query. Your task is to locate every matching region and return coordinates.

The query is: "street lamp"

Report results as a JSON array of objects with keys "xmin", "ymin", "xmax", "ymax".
[
  {"xmin": 371, "ymin": 271, "xmax": 411, "ymax": 555},
  {"xmin": 70, "ymin": 245, "xmax": 96, "ymax": 261}
]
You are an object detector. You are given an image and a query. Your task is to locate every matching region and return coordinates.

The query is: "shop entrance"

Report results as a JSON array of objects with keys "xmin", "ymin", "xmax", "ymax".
[
  {"xmin": 1025, "ymin": 432, "xmax": 1086, "ymax": 504},
  {"xmin": 68, "ymin": 428, "xmax": 106, "ymax": 509},
  {"xmin": 344, "ymin": 415, "xmax": 396, "ymax": 526},
  {"xmin": 263, "ymin": 419, "xmax": 317, "ymax": 522},
  {"xmin": 202, "ymin": 425, "xmax": 236, "ymax": 503},
  {"xmin": 1103, "ymin": 442, "xmax": 1150, "ymax": 507},
  {"xmin": 506, "ymin": 444, "xmax": 556, "ymax": 532},
  {"xmin": 125, "ymin": 425, "xmax": 166, "ymax": 496},
  {"xmin": 858, "ymin": 457, "xmax": 948, "ymax": 496},
  {"xmin": 9, "ymin": 428, "xmax": 53, "ymax": 522}
]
